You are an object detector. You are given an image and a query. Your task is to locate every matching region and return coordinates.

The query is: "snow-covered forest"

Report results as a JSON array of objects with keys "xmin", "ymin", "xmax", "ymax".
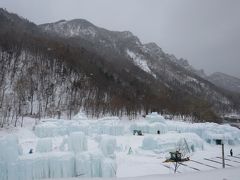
[{"xmin": 1, "ymin": 8, "xmax": 240, "ymax": 128}]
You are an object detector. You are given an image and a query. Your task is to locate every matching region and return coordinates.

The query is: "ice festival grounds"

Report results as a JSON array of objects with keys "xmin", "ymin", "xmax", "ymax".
[{"xmin": 1, "ymin": 112, "xmax": 240, "ymax": 180}]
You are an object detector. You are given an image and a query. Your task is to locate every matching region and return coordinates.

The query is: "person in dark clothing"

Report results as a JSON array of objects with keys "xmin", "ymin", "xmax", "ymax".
[
  {"xmin": 29, "ymin": 148, "xmax": 33, "ymax": 154},
  {"xmin": 230, "ymin": 149, "xmax": 233, "ymax": 156}
]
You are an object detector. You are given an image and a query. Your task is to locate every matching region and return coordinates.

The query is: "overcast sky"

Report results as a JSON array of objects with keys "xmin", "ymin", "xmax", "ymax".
[{"xmin": 1, "ymin": 0, "xmax": 240, "ymax": 78}]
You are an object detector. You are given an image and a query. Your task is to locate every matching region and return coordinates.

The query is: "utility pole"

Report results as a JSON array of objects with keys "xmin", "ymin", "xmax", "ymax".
[{"xmin": 222, "ymin": 143, "xmax": 225, "ymax": 168}]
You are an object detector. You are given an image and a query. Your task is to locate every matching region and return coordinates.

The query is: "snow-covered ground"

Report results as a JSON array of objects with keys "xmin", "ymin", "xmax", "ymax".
[
  {"xmin": 1, "ymin": 112, "xmax": 240, "ymax": 180},
  {"xmin": 45, "ymin": 167, "xmax": 240, "ymax": 180}
]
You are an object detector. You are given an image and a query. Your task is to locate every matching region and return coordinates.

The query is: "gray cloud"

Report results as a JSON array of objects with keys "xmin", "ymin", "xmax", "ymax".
[{"xmin": 1, "ymin": 0, "xmax": 240, "ymax": 78}]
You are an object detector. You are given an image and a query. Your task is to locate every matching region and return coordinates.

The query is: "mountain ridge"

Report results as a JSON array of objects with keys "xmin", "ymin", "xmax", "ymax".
[
  {"xmin": 39, "ymin": 17, "xmax": 240, "ymax": 116},
  {"xmin": 0, "ymin": 8, "xmax": 239, "ymax": 125},
  {"xmin": 207, "ymin": 72, "xmax": 240, "ymax": 93}
]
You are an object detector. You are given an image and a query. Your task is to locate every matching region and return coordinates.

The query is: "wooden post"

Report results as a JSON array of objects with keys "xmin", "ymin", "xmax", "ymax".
[{"xmin": 222, "ymin": 143, "xmax": 225, "ymax": 168}]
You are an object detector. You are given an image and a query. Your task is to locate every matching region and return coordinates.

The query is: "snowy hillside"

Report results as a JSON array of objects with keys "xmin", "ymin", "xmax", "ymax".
[
  {"xmin": 208, "ymin": 72, "xmax": 240, "ymax": 93},
  {"xmin": 1, "ymin": 112, "xmax": 240, "ymax": 180},
  {"xmin": 1, "ymin": 8, "xmax": 240, "ymax": 127},
  {"xmin": 40, "ymin": 17, "xmax": 240, "ymax": 118}
]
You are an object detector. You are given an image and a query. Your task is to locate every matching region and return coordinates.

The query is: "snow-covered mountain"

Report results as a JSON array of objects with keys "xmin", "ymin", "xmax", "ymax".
[
  {"xmin": 0, "ymin": 8, "xmax": 240, "ymax": 125},
  {"xmin": 207, "ymin": 72, "xmax": 240, "ymax": 93},
  {"xmin": 40, "ymin": 19, "xmax": 155, "ymax": 76},
  {"xmin": 163, "ymin": 54, "xmax": 240, "ymax": 94},
  {"xmin": 40, "ymin": 19, "xmax": 240, "ymax": 116}
]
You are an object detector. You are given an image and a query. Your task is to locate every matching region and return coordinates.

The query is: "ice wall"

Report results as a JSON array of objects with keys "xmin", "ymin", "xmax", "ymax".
[
  {"xmin": 0, "ymin": 135, "xmax": 22, "ymax": 162},
  {"xmin": 34, "ymin": 119, "xmax": 89, "ymax": 137},
  {"xmin": 142, "ymin": 132, "xmax": 204, "ymax": 153},
  {"xmin": 165, "ymin": 120, "xmax": 240, "ymax": 145},
  {"xmin": 0, "ymin": 135, "xmax": 19, "ymax": 180},
  {"xmin": 34, "ymin": 117, "xmax": 125, "ymax": 137},
  {"xmin": 0, "ymin": 131, "xmax": 117, "ymax": 180},
  {"xmin": 75, "ymin": 152, "xmax": 91, "ymax": 177},
  {"xmin": 75, "ymin": 152, "xmax": 116, "ymax": 177},
  {"xmin": 99, "ymin": 135, "xmax": 116, "ymax": 158},
  {"xmin": 68, "ymin": 132, "xmax": 87, "ymax": 153},
  {"xmin": 130, "ymin": 122, "xmax": 167, "ymax": 134},
  {"xmin": 5, "ymin": 152, "xmax": 75, "ymax": 180},
  {"xmin": 101, "ymin": 158, "xmax": 117, "ymax": 177},
  {"xmin": 1, "ymin": 143, "xmax": 116, "ymax": 180},
  {"xmin": 36, "ymin": 138, "xmax": 52, "ymax": 153},
  {"xmin": 140, "ymin": 112, "xmax": 240, "ymax": 145}
]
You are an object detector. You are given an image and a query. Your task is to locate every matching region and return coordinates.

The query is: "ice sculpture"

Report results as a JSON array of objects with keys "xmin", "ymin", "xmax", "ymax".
[
  {"xmin": 130, "ymin": 122, "xmax": 167, "ymax": 134},
  {"xmin": 76, "ymin": 151, "xmax": 117, "ymax": 177},
  {"xmin": 146, "ymin": 112, "xmax": 166, "ymax": 123},
  {"xmin": 36, "ymin": 138, "xmax": 52, "ymax": 153},
  {"xmin": 0, "ymin": 135, "xmax": 21, "ymax": 162},
  {"xmin": 7, "ymin": 152, "xmax": 75, "ymax": 180},
  {"xmin": 142, "ymin": 132, "xmax": 204, "ymax": 153},
  {"xmin": 72, "ymin": 110, "xmax": 88, "ymax": 121},
  {"xmin": 100, "ymin": 135, "xmax": 116, "ymax": 157},
  {"xmin": 34, "ymin": 119, "xmax": 68, "ymax": 137},
  {"xmin": 68, "ymin": 132, "xmax": 87, "ymax": 153},
  {"xmin": 75, "ymin": 152, "xmax": 91, "ymax": 177},
  {"xmin": 101, "ymin": 158, "xmax": 117, "ymax": 177},
  {"xmin": 34, "ymin": 117, "xmax": 125, "ymax": 137}
]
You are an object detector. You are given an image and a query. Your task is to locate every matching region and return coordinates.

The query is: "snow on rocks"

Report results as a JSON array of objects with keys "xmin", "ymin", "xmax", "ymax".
[{"xmin": 126, "ymin": 49, "xmax": 156, "ymax": 78}]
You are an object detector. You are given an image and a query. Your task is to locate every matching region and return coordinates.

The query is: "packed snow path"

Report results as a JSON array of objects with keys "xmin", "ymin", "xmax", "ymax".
[{"xmin": 44, "ymin": 167, "xmax": 240, "ymax": 180}]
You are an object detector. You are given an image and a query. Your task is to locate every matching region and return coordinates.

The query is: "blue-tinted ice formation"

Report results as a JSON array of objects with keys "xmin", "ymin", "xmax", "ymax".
[
  {"xmin": 0, "ymin": 133, "xmax": 117, "ymax": 180},
  {"xmin": 1, "ymin": 112, "xmax": 240, "ymax": 179}
]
